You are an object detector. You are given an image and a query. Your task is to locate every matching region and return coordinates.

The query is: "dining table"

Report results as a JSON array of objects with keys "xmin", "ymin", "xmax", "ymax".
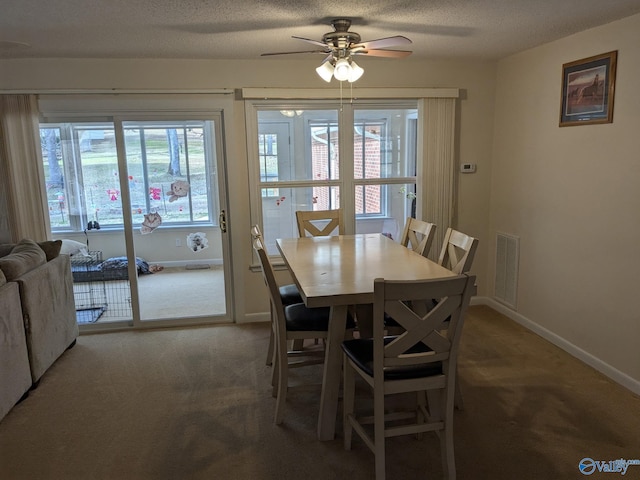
[{"xmin": 276, "ymin": 233, "xmax": 459, "ymax": 441}]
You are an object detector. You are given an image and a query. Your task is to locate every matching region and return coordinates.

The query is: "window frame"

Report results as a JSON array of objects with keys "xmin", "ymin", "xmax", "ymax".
[
  {"xmin": 246, "ymin": 99, "xmax": 420, "ymax": 257},
  {"xmin": 40, "ymin": 118, "xmax": 219, "ymax": 233}
]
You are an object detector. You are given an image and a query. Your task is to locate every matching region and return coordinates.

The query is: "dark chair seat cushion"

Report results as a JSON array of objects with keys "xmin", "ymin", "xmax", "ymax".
[
  {"xmin": 279, "ymin": 283, "xmax": 303, "ymax": 305},
  {"xmin": 285, "ymin": 303, "xmax": 356, "ymax": 332},
  {"xmin": 342, "ymin": 337, "xmax": 442, "ymax": 380}
]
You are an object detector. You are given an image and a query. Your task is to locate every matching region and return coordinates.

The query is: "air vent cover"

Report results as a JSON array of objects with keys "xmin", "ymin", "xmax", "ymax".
[{"xmin": 495, "ymin": 232, "xmax": 519, "ymax": 308}]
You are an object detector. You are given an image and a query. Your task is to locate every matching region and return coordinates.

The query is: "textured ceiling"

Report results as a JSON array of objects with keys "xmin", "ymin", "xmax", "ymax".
[{"xmin": 1, "ymin": 0, "xmax": 639, "ymax": 61}]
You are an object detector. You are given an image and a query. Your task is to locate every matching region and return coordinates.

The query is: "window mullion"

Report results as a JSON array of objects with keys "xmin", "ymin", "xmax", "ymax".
[
  {"xmin": 182, "ymin": 126, "xmax": 195, "ymax": 222},
  {"xmin": 139, "ymin": 128, "xmax": 152, "ymax": 216},
  {"xmin": 339, "ymin": 105, "xmax": 356, "ymax": 234}
]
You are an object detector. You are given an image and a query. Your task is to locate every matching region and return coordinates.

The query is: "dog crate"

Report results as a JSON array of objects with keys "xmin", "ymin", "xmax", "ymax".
[{"xmin": 70, "ymin": 251, "xmax": 132, "ymax": 323}]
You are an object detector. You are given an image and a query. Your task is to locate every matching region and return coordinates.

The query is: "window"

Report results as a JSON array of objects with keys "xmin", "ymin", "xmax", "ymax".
[
  {"xmin": 249, "ymin": 103, "xmax": 418, "ymax": 253},
  {"xmin": 41, "ymin": 120, "xmax": 216, "ymax": 232}
]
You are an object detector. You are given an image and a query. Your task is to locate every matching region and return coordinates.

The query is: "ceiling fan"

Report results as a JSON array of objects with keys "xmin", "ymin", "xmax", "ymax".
[{"xmin": 261, "ymin": 18, "xmax": 412, "ymax": 83}]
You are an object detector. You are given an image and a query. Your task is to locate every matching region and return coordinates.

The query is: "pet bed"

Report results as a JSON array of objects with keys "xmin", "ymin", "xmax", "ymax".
[{"xmin": 71, "ymin": 254, "xmax": 151, "ymax": 283}]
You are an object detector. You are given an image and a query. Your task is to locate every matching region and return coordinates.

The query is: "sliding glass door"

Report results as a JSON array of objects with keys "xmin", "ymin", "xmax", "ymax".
[{"xmin": 40, "ymin": 113, "xmax": 231, "ymax": 329}]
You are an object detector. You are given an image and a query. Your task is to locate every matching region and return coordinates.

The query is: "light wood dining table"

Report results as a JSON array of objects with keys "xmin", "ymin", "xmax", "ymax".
[{"xmin": 276, "ymin": 233, "xmax": 459, "ymax": 441}]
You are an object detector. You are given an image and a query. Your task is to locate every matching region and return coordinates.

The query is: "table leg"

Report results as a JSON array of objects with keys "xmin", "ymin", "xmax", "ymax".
[
  {"xmin": 317, "ymin": 303, "xmax": 348, "ymax": 441},
  {"xmin": 354, "ymin": 304, "xmax": 373, "ymax": 338}
]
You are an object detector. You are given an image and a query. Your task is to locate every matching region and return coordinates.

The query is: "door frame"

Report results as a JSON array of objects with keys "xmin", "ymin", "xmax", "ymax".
[
  {"xmin": 39, "ymin": 93, "xmax": 237, "ymax": 331},
  {"xmin": 113, "ymin": 112, "xmax": 234, "ymax": 329}
]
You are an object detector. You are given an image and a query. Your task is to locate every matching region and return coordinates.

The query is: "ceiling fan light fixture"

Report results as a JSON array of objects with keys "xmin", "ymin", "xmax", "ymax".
[
  {"xmin": 333, "ymin": 58, "xmax": 352, "ymax": 82},
  {"xmin": 347, "ymin": 61, "xmax": 364, "ymax": 82},
  {"xmin": 316, "ymin": 62, "xmax": 334, "ymax": 82}
]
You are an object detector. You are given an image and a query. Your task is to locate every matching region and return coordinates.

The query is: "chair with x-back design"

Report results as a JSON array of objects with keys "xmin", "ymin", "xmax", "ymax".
[
  {"xmin": 399, "ymin": 217, "xmax": 437, "ymax": 257},
  {"xmin": 251, "ymin": 225, "xmax": 302, "ymax": 366},
  {"xmin": 438, "ymin": 228, "xmax": 478, "ymax": 274},
  {"xmin": 342, "ymin": 274, "xmax": 476, "ymax": 480},
  {"xmin": 295, "ymin": 209, "xmax": 344, "ymax": 237}
]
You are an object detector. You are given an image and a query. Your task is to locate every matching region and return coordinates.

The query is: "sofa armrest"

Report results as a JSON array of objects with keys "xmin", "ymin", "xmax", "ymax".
[
  {"xmin": 17, "ymin": 254, "xmax": 78, "ymax": 382},
  {"xmin": 0, "ymin": 281, "xmax": 32, "ymax": 421}
]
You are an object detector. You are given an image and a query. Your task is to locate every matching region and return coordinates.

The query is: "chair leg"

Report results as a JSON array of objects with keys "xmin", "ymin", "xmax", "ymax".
[
  {"xmin": 271, "ymin": 349, "xmax": 279, "ymax": 395},
  {"xmin": 426, "ymin": 390, "xmax": 442, "ymax": 424},
  {"xmin": 266, "ymin": 306, "xmax": 275, "ymax": 366},
  {"xmin": 454, "ymin": 378, "xmax": 464, "ymax": 411},
  {"xmin": 266, "ymin": 331, "xmax": 274, "ymax": 366},
  {"xmin": 373, "ymin": 384, "xmax": 386, "ymax": 480},
  {"xmin": 343, "ymin": 354, "xmax": 355, "ymax": 450},
  {"xmin": 266, "ymin": 325, "xmax": 275, "ymax": 367},
  {"xmin": 274, "ymin": 340, "xmax": 288, "ymax": 425},
  {"xmin": 441, "ymin": 389, "xmax": 456, "ymax": 479},
  {"xmin": 416, "ymin": 391, "xmax": 427, "ymax": 440}
]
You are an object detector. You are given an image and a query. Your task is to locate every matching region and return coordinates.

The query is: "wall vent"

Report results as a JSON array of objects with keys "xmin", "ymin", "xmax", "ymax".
[{"xmin": 495, "ymin": 232, "xmax": 519, "ymax": 309}]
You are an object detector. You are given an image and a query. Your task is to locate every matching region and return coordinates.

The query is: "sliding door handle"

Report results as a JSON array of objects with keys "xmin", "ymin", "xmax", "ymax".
[{"xmin": 219, "ymin": 209, "xmax": 227, "ymax": 233}]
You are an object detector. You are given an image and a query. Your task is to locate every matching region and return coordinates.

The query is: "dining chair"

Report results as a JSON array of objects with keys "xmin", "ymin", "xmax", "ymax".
[
  {"xmin": 251, "ymin": 225, "xmax": 303, "ymax": 366},
  {"xmin": 384, "ymin": 217, "xmax": 437, "ymax": 335},
  {"xmin": 399, "ymin": 217, "xmax": 437, "ymax": 257},
  {"xmin": 253, "ymin": 237, "xmax": 355, "ymax": 424},
  {"xmin": 387, "ymin": 227, "xmax": 478, "ymax": 330},
  {"xmin": 293, "ymin": 210, "xmax": 345, "ymax": 348},
  {"xmin": 342, "ymin": 274, "xmax": 476, "ymax": 480},
  {"xmin": 295, "ymin": 209, "xmax": 344, "ymax": 237},
  {"xmin": 437, "ymin": 228, "xmax": 478, "ymax": 410},
  {"xmin": 389, "ymin": 227, "xmax": 478, "ymax": 337},
  {"xmin": 438, "ymin": 227, "xmax": 479, "ymax": 274}
]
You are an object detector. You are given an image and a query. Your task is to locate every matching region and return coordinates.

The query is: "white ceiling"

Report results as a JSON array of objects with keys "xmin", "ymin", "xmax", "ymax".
[{"xmin": 1, "ymin": 0, "xmax": 639, "ymax": 61}]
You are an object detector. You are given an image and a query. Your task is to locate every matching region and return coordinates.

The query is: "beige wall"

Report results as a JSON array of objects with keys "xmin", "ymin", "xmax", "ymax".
[
  {"xmin": 0, "ymin": 56, "xmax": 496, "ymax": 325},
  {"xmin": 490, "ymin": 13, "xmax": 640, "ymax": 390}
]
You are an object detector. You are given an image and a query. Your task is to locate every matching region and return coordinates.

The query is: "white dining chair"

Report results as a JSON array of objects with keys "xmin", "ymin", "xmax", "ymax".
[
  {"xmin": 251, "ymin": 225, "xmax": 303, "ymax": 366},
  {"xmin": 342, "ymin": 274, "xmax": 476, "ymax": 480},
  {"xmin": 399, "ymin": 217, "xmax": 437, "ymax": 257},
  {"xmin": 295, "ymin": 209, "xmax": 344, "ymax": 237},
  {"xmin": 253, "ymin": 237, "xmax": 355, "ymax": 424},
  {"xmin": 437, "ymin": 227, "xmax": 479, "ymax": 410},
  {"xmin": 438, "ymin": 227, "xmax": 479, "ymax": 274}
]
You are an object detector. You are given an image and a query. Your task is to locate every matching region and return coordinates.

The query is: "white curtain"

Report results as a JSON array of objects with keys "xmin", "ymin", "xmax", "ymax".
[
  {"xmin": 0, "ymin": 94, "xmax": 49, "ymax": 242},
  {"xmin": 419, "ymin": 97, "xmax": 457, "ymax": 261}
]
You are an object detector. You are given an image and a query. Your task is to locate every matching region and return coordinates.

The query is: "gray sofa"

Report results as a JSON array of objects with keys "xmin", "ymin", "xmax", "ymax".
[{"xmin": 0, "ymin": 239, "xmax": 78, "ymax": 422}]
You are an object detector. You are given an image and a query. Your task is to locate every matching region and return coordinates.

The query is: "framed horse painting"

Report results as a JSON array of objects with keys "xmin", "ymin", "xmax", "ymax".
[{"xmin": 559, "ymin": 50, "xmax": 617, "ymax": 127}]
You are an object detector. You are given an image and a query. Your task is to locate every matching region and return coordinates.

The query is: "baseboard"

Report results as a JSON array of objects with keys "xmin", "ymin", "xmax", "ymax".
[
  {"xmin": 157, "ymin": 259, "xmax": 223, "ymax": 268},
  {"xmin": 240, "ymin": 312, "xmax": 270, "ymax": 324},
  {"xmin": 474, "ymin": 296, "xmax": 640, "ymax": 396}
]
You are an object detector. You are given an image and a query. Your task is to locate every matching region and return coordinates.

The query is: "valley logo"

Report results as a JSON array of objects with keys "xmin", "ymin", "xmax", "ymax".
[{"xmin": 579, "ymin": 458, "xmax": 640, "ymax": 475}]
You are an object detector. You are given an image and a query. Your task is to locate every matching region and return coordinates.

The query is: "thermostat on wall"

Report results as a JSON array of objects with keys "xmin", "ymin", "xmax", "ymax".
[{"xmin": 460, "ymin": 163, "xmax": 476, "ymax": 173}]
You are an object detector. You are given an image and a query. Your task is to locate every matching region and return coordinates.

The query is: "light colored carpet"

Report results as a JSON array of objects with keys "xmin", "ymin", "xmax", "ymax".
[
  {"xmin": 0, "ymin": 306, "xmax": 639, "ymax": 479},
  {"xmin": 91, "ymin": 266, "xmax": 227, "ymax": 322},
  {"xmin": 137, "ymin": 266, "xmax": 226, "ymax": 319}
]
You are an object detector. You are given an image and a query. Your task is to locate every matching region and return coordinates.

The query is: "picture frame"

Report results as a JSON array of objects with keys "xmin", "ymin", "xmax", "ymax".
[{"xmin": 559, "ymin": 50, "xmax": 617, "ymax": 127}]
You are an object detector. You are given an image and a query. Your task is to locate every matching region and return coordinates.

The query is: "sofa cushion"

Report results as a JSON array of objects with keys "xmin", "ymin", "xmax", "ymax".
[
  {"xmin": 0, "ymin": 269, "xmax": 5, "ymax": 287},
  {"xmin": 38, "ymin": 240, "xmax": 62, "ymax": 261},
  {"xmin": 0, "ymin": 239, "xmax": 47, "ymax": 281},
  {"xmin": 0, "ymin": 244, "xmax": 14, "ymax": 258}
]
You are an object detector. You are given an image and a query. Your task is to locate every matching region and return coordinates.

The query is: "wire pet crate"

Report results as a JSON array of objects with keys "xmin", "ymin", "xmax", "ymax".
[{"xmin": 70, "ymin": 251, "xmax": 132, "ymax": 323}]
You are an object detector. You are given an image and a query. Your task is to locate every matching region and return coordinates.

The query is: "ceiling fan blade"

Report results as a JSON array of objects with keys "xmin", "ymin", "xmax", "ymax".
[
  {"xmin": 353, "ymin": 49, "xmax": 413, "ymax": 58},
  {"xmin": 352, "ymin": 36, "xmax": 412, "ymax": 50},
  {"xmin": 291, "ymin": 36, "xmax": 329, "ymax": 48},
  {"xmin": 261, "ymin": 50, "xmax": 328, "ymax": 57}
]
